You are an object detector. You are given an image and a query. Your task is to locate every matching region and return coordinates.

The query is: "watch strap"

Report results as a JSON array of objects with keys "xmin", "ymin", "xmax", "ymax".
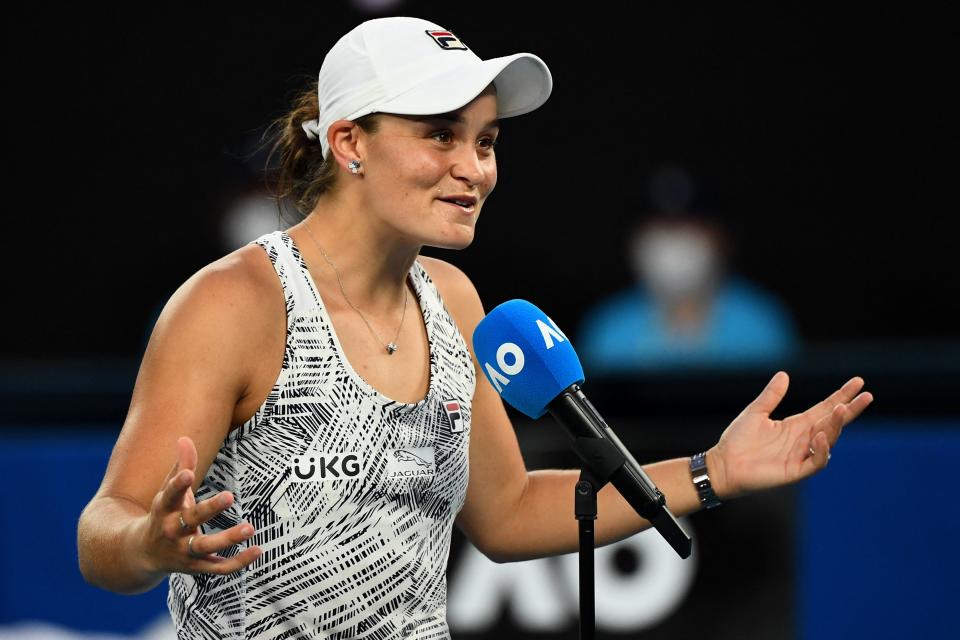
[{"xmin": 690, "ymin": 451, "xmax": 722, "ymax": 509}]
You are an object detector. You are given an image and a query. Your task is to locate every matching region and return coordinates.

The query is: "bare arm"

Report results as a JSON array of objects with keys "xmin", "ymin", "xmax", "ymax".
[
  {"xmin": 459, "ymin": 360, "xmax": 712, "ymax": 561},
  {"xmin": 422, "ymin": 257, "xmax": 873, "ymax": 563},
  {"xmin": 77, "ymin": 248, "xmax": 276, "ymax": 593}
]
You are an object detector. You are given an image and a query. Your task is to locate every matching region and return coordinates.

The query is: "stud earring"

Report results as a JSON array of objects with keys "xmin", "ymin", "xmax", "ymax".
[{"xmin": 347, "ymin": 159, "xmax": 362, "ymax": 175}]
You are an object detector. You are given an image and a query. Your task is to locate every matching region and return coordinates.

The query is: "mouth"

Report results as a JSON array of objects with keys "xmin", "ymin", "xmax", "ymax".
[{"xmin": 438, "ymin": 195, "xmax": 478, "ymax": 214}]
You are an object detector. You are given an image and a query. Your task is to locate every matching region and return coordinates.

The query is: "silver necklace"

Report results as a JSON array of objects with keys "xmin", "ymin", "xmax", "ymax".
[{"xmin": 303, "ymin": 221, "xmax": 408, "ymax": 355}]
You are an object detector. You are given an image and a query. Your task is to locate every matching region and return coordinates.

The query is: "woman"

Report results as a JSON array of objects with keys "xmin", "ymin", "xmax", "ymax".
[{"xmin": 77, "ymin": 16, "xmax": 873, "ymax": 639}]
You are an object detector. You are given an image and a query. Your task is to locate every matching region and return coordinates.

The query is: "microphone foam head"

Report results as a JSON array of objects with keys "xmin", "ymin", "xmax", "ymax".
[{"xmin": 472, "ymin": 299, "xmax": 585, "ymax": 418}]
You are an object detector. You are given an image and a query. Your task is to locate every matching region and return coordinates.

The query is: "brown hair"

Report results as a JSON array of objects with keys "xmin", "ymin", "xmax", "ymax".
[{"xmin": 260, "ymin": 75, "xmax": 382, "ymax": 221}]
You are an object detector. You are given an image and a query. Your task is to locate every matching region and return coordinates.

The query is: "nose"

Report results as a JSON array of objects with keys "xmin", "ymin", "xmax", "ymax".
[{"xmin": 451, "ymin": 144, "xmax": 489, "ymax": 188}]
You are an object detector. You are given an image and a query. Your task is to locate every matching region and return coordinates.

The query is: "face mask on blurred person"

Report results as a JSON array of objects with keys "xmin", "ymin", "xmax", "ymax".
[{"xmin": 630, "ymin": 226, "xmax": 720, "ymax": 301}]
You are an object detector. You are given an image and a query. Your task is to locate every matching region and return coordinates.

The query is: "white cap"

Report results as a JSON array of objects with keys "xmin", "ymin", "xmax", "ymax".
[{"xmin": 301, "ymin": 16, "xmax": 553, "ymax": 159}]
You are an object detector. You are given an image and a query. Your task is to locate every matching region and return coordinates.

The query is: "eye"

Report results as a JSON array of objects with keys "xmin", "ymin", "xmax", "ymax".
[
  {"xmin": 430, "ymin": 129, "xmax": 499, "ymax": 151},
  {"xmin": 479, "ymin": 136, "xmax": 499, "ymax": 151}
]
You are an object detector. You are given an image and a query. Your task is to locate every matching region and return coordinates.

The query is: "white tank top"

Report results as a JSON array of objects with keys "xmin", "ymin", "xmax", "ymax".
[{"xmin": 167, "ymin": 230, "xmax": 475, "ymax": 639}]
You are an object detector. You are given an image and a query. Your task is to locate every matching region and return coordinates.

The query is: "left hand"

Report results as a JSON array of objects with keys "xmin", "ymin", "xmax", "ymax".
[{"xmin": 707, "ymin": 371, "xmax": 874, "ymax": 500}]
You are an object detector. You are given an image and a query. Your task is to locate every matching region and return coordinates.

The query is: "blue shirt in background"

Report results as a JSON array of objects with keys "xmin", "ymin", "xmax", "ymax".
[{"xmin": 576, "ymin": 276, "xmax": 800, "ymax": 374}]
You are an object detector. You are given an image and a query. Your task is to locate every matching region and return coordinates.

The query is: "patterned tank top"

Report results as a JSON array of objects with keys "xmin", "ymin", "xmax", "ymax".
[{"xmin": 167, "ymin": 230, "xmax": 475, "ymax": 639}]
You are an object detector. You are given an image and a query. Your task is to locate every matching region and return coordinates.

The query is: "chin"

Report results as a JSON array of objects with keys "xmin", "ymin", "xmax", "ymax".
[{"xmin": 426, "ymin": 226, "xmax": 476, "ymax": 251}]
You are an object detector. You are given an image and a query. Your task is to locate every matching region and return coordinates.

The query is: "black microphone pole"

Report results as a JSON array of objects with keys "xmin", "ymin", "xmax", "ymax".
[{"xmin": 547, "ymin": 383, "xmax": 693, "ymax": 640}]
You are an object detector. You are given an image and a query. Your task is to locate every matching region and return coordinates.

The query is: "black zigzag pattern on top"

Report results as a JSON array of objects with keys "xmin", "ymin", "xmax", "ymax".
[{"xmin": 167, "ymin": 230, "xmax": 476, "ymax": 639}]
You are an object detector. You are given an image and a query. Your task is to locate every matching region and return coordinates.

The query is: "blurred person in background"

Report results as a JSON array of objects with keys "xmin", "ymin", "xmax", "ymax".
[
  {"xmin": 578, "ymin": 165, "xmax": 800, "ymax": 373},
  {"xmin": 77, "ymin": 17, "xmax": 871, "ymax": 640}
]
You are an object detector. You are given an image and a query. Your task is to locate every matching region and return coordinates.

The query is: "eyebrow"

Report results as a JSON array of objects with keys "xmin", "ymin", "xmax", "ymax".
[{"xmin": 406, "ymin": 113, "xmax": 501, "ymax": 130}]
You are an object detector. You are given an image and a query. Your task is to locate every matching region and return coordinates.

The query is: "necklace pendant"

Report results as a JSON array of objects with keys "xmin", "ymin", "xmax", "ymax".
[{"xmin": 386, "ymin": 342, "xmax": 398, "ymax": 355}]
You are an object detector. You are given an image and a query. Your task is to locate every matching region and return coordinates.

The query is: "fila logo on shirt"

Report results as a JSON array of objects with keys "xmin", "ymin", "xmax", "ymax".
[
  {"xmin": 444, "ymin": 400, "xmax": 465, "ymax": 433},
  {"xmin": 290, "ymin": 453, "xmax": 363, "ymax": 482},
  {"xmin": 426, "ymin": 30, "xmax": 468, "ymax": 50}
]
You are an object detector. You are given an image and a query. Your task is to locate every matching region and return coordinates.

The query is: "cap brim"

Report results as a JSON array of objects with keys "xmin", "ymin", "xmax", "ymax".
[{"xmin": 374, "ymin": 53, "xmax": 552, "ymax": 120}]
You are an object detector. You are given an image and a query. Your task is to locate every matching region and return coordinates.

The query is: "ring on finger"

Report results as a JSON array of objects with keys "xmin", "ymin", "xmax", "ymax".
[
  {"xmin": 179, "ymin": 512, "xmax": 190, "ymax": 530},
  {"xmin": 187, "ymin": 534, "xmax": 203, "ymax": 559},
  {"xmin": 808, "ymin": 446, "xmax": 816, "ymax": 456}
]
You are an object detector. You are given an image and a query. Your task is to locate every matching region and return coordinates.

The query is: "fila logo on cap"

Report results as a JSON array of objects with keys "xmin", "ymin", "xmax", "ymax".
[
  {"xmin": 426, "ymin": 30, "xmax": 468, "ymax": 51},
  {"xmin": 444, "ymin": 400, "xmax": 465, "ymax": 432}
]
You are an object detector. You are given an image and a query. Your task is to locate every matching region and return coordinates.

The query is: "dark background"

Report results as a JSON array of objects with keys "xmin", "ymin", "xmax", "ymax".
[
  {"xmin": 2, "ymin": 3, "xmax": 958, "ymax": 640},
  {"xmin": 4, "ymin": 3, "xmax": 958, "ymax": 357}
]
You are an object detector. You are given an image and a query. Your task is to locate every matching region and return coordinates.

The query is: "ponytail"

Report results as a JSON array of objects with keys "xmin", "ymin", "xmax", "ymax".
[{"xmin": 260, "ymin": 75, "xmax": 381, "ymax": 221}]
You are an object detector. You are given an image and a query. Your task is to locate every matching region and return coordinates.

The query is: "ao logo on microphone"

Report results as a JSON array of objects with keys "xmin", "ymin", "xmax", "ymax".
[{"xmin": 483, "ymin": 316, "xmax": 568, "ymax": 393}]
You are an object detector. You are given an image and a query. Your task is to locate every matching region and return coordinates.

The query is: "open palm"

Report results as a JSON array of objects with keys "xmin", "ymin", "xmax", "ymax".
[{"xmin": 710, "ymin": 371, "xmax": 874, "ymax": 500}]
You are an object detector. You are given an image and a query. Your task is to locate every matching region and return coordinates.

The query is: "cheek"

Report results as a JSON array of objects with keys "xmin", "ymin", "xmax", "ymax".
[
  {"xmin": 486, "ymin": 163, "xmax": 498, "ymax": 192},
  {"xmin": 400, "ymin": 155, "xmax": 449, "ymax": 193},
  {"xmin": 371, "ymin": 155, "xmax": 443, "ymax": 204},
  {"xmin": 475, "ymin": 160, "xmax": 497, "ymax": 201}
]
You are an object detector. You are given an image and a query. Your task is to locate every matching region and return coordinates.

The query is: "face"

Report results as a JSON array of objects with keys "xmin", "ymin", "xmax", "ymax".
[
  {"xmin": 630, "ymin": 222, "xmax": 721, "ymax": 300},
  {"xmin": 356, "ymin": 84, "xmax": 500, "ymax": 250}
]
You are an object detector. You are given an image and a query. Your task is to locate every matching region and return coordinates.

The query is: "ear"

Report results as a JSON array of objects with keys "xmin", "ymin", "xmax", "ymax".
[{"xmin": 326, "ymin": 119, "xmax": 364, "ymax": 172}]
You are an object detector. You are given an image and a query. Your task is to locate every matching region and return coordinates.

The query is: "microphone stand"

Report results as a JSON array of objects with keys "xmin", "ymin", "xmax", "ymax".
[{"xmin": 571, "ymin": 437, "xmax": 626, "ymax": 640}]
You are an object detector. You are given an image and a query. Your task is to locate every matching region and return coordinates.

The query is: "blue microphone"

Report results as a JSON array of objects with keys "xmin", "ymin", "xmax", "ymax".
[
  {"xmin": 473, "ymin": 299, "xmax": 692, "ymax": 559},
  {"xmin": 472, "ymin": 299, "xmax": 584, "ymax": 419}
]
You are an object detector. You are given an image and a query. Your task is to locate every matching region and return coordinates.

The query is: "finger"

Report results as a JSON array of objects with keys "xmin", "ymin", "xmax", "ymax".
[
  {"xmin": 802, "ymin": 377, "xmax": 866, "ymax": 424},
  {"xmin": 748, "ymin": 371, "xmax": 790, "ymax": 416},
  {"xmin": 789, "ymin": 426, "xmax": 814, "ymax": 476},
  {"xmin": 792, "ymin": 431, "xmax": 830, "ymax": 478},
  {"xmin": 160, "ymin": 467, "xmax": 195, "ymax": 513},
  {"xmin": 814, "ymin": 431, "xmax": 831, "ymax": 466},
  {"xmin": 800, "ymin": 431, "xmax": 831, "ymax": 477},
  {"xmin": 158, "ymin": 436, "xmax": 199, "ymax": 503},
  {"xmin": 843, "ymin": 391, "xmax": 875, "ymax": 423},
  {"xmin": 189, "ymin": 544, "xmax": 263, "ymax": 576},
  {"xmin": 177, "ymin": 436, "xmax": 198, "ymax": 476},
  {"xmin": 162, "ymin": 437, "xmax": 201, "ymax": 514},
  {"xmin": 816, "ymin": 390, "xmax": 875, "ymax": 446},
  {"xmin": 181, "ymin": 491, "xmax": 235, "ymax": 530},
  {"xmin": 186, "ymin": 523, "xmax": 257, "ymax": 560},
  {"xmin": 160, "ymin": 436, "xmax": 199, "ymax": 484},
  {"xmin": 176, "ymin": 508, "xmax": 198, "ymax": 534},
  {"xmin": 814, "ymin": 402, "xmax": 848, "ymax": 446},
  {"xmin": 183, "ymin": 487, "xmax": 198, "ymax": 511}
]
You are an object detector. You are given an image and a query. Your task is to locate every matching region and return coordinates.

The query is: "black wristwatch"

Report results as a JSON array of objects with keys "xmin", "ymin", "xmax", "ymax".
[{"xmin": 690, "ymin": 451, "xmax": 722, "ymax": 509}]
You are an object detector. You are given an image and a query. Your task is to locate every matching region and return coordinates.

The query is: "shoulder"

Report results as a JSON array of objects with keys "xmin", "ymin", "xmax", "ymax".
[
  {"xmin": 589, "ymin": 287, "xmax": 646, "ymax": 313},
  {"xmin": 146, "ymin": 242, "xmax": 283, "ymax": 386},
  {"xmin": 107, "ymin": 243, "xmax": 284, "ymax": 509},
  {"xmin": 164, "ymin": 243, "xmax": 279, "ymax": 326},
  {"xmin": 416, "ymin": 255, "xmax": 485, "ymax": 338},
  {"xmin": 579, "ymin": 287, "xmax": 647, "ymax": 328},
  {"xmin": 721, "ymin": 277, "xmax": 793, "ymax": 318}
]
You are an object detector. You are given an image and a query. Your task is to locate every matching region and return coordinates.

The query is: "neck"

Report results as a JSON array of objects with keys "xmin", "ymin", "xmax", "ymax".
[{"xmin": 292, "ymin": 193, "xmax": 420, "ymax": 316}]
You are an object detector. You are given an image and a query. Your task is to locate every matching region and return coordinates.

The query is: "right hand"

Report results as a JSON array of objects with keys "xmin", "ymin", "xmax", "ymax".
[{"xmin": 138, "ymin": 436, "xmax": 261, "ymax": 577}]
